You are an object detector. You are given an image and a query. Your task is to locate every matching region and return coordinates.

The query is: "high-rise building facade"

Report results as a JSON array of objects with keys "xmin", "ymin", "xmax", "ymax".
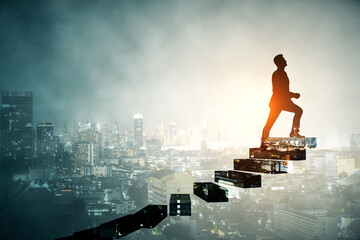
[
  {"xmin": 146, "ymin": 139, "xmax": 161, "ymax": 156},
  {"xmin": 36, "ymin": 122, "xmax": 60, "ymax": 168},
  {"xmin": 133, "ymin": 114, "xmax": 143, "ymax": 149},
  {"xmin": 169, "ymin": 122, "xmax": 177, "ymax": 145},
  {"xmin": 153, "ymin": 121, "xmax": 164, "ymax": 144},
  {"xmin": 0, "ymin": 91, "xmax": 33, "ymax": 173},
  {"xmin": 37, "ymin": 122, "xmax": 54, "ymax": 145},
  {"xmin": 72, "ymin": 141, "xmax": 95, "ymax": 169}
]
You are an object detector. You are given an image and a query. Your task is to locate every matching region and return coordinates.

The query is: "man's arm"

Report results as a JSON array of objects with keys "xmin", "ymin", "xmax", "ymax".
[{"xmin": 289, "ymin": 92, "xmax": 300, "ymax": 99}]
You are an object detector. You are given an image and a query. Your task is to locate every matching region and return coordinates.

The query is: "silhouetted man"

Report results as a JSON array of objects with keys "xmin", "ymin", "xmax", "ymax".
[{"xmin": 261, "ymin": 54, "xmax": 304, "ymax": 148}]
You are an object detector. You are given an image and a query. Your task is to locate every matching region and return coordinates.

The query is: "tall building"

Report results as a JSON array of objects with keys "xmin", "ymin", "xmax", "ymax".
[
  {"xmin": 153, "ymin": 121, "xmax": 165, "ymax": 144},
  {"xmin": 56, "ymin": 146, "xmax": 73, "ymax": 176},
  {"xmin": 77, "ymin": 126, "xmax": 102, "ymax": 161},
  {"xmin": 73, "ymin": 120, "xmax": 81, "ymax": 136},
  {"xmin": 37, "ymin": 122, "xmax": 53, "ymax": 143},
  {"xmin": 0, "ymin": 91, "xmax": 33, "ymax": 173},
  {"xmin": 72, "ymin": 141, "xmax": 95, "ymax": 170},
  {"xmin": 146, "ymin": 139, "xmax": 161, "ymax": 156},
  {"xmin": 169, "ymin": 122, "xmax": 177, "ymax": 145},
  {"xmin": 36, "ymin": 122, "xmax": 60, "ymax": 168},
  {"xmin": 201, "ymin": 120, "xmax": 209, "ymax": 152},
  {"xmin": 133, "ymin": 114, "xmax": 143, "ymax": 149},
  {"xmin": 100, "ymin": 124, "xmax": 110, "ymax": 149},
  {"xmin": 61, "ymin": 120, "xmax": 69, "ymax": 134}
]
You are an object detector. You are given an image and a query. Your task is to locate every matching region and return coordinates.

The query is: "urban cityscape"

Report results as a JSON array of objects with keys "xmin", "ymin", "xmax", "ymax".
[
  {"xmin": 0, "ymin": 91, "xmax": 360, "ymax": 240},
  {"xmin": 1, "ymin": 1, "xmax": 360, "ymax": 239}
]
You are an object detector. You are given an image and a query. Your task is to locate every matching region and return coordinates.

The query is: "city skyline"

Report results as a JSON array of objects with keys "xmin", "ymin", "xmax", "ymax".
[{"xmin": 0, "ymin": 88, "xmax": 351, "ymax": 152}]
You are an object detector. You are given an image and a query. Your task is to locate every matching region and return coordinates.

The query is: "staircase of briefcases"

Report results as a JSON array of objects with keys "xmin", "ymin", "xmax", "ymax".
[{"xmin": 193, "ymin": 137, "xmax": 317, "ymax": 202}]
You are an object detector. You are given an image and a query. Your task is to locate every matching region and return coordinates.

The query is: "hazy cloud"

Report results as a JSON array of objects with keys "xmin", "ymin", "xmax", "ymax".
[{"xmin": 1, "ymin": 0, "xmax": 359, "ymax": 146}]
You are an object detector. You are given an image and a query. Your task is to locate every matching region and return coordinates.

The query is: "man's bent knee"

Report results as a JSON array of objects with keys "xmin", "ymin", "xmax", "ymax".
[{"xmin": 296, "ymin": 107, "xmax": 303, "ymax": 116}]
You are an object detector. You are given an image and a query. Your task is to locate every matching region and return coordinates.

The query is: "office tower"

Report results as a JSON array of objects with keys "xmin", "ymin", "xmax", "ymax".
[
  {"xmin": 36, "ymin": 122, "xmax": 60, "ymax": 168},
  {"xmin": 201, "ymin": 120, "xmax": 208, "ymax": 149},
  {"xmin": 73, "ymin": 120, "xmax": 81, "ymax": 135},
  {"xmin": 133, "ymin": 114, "xmax": 143, "ymax": 149},
  {"xmin": 100, "ymin": 124, "xmax": 110, "ymax": 148},
  {"xmin": 72, "ymin": 141, "xmax": 95, "ymax": 170},
  {"xmin": 188, "ymin": 127, "xmax": 200, "ymax": 148},
  {"xmin": 77, "ymin": 128, "xmax": 102, "ymax": 144},
  {"xmin": 146, "ymin": 139, "xmax": 161, "ymax": 156},
  {"xmin": 0, "ymin": 91, "xmax": 33, "ymax": 173},
  {"xmin": 61, "ymin": 120, "xmax": 69, "ymax": 134},
  {"xmin": 77, "ymin": 125, "xmax": 102, "ymax": 161},
  {"xmin": 56, "ymin": 146, "xmax": 73, "ymax": 176},
  {"xmin": 153, "ymin": 121, "xmax": 164, "ymax": 142},
  {"xmin": 177, "ymin": 128, "xmax": 186, "ymax": 145},
  {"xmin": 169, "ymin": 122, "xmax": 177, "ymax": 145},
  {"xmin": 37, "ymin": 122, "xmax": 54, "ymax": 141}
]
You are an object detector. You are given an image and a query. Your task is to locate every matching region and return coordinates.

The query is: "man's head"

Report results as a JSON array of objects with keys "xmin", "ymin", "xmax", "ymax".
[{"xmin": 274, "ymin": 54, "xmax": 287, "ymax": 68}]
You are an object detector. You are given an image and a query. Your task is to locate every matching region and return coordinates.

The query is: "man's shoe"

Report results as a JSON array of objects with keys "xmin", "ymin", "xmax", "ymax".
[
  {"xmin": 260, "ymin": 142, "xmax": 268, "ymax": 150},
  {"xmin": 290, "ymin": 127, "xmax": 305, "ymax": 138},
  {"xmin": 290, "ymin": 132, "xmax": 305, "ymax": 138}
]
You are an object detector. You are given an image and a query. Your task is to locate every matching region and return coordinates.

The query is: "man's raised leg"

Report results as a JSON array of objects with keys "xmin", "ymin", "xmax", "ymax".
[{"xmin": 282, "ymin": 102, "xmax": 303, "ymax": 137}]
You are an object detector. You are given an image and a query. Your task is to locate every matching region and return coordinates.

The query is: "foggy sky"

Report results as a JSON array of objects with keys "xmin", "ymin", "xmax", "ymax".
[{"xmin": 1, "ymin": 0, "xmax": 360, "ymax": 147}]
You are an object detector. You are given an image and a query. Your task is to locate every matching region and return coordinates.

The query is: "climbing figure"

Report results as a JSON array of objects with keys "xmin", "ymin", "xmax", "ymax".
[{"xmin": 261, "ymin": 54, "xmax": 304, "ymax": 149}]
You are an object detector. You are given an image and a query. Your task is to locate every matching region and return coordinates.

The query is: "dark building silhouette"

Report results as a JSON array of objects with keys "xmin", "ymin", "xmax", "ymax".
[
  {"xmin": 133, "ymin": 114, "xmax": 143, "ymax": 149},
  {"xmin": 55, "ymin": 148, "xmax": 74, "ymax": 176},
  {"xmin": 37, "ymin": 122, "xmax": 54, "ymax": 143},
  {"xmin": 36, "ymin": 122, "xmax": 60, "ymax": 168},
  {"xmin": 0, "ymin": 91, "xmax": 33, "ymax": 173}
]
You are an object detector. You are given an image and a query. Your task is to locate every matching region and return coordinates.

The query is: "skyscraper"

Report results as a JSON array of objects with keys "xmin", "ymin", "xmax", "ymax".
[
  {"xmin": 153, "ymin": 121, "xmax": 164, "ymax": 144},
  {"xmin": 37, "ymin": 122, "xmax": 54, "ymax": 145},
  {"xmin": 0, "ymin": 91, "xmax": 33, "ymax": 173},
  {"xmin": 169, "ymin": 122, "xmax": 177, "ymax": 145},
  {"xmin": 72, "ymin": 141, "xmax": 95, "ymax": 169},
  {"xmin": 61, "ymin": 120, "xmax": 69, "ymax": 134},
  {"xmin": 36, "ymin": 122, "xmax": 60, "ymax": 168},
  {"xmin": 133, "ymin": 114, "xmax": 143, "ymax": 149}
]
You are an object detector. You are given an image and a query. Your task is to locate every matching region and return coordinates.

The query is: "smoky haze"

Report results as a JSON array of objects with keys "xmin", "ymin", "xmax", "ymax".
[{"xmin": 1, "ymin": 0, "xmax": 360, "ymax": 146}]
